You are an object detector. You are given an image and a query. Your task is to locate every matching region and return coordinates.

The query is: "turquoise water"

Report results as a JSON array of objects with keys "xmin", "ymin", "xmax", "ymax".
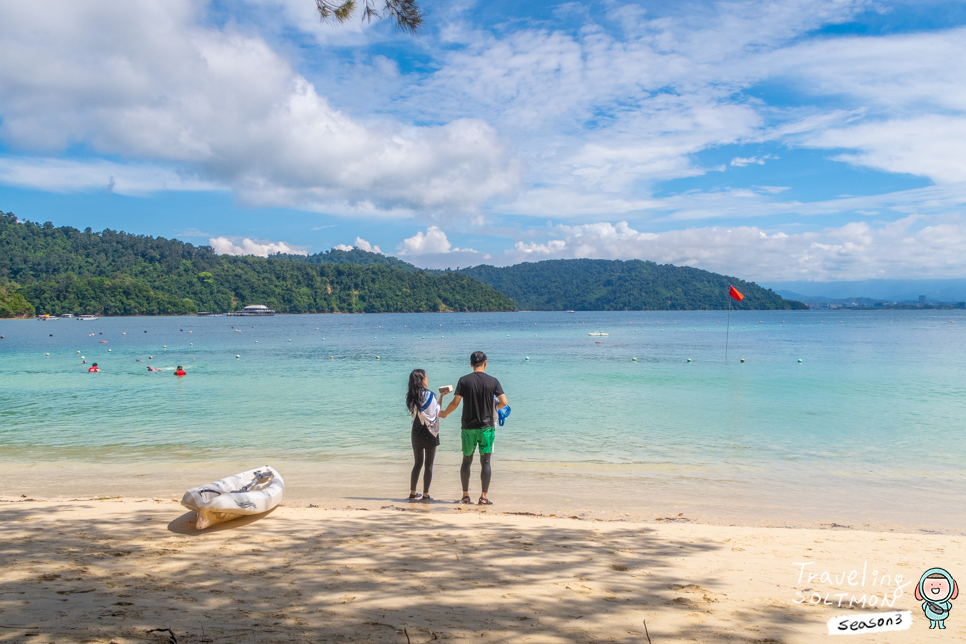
[{"xmin": 2, "ymin": 310, "xmax": 964, "ymax": 508}]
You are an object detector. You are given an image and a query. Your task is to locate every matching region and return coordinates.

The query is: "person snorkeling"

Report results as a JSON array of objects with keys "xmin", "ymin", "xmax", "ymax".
[
  {"xmin": 87, "ymin": 363, "xmax": 99, "ymax": 373},
  {"xmin": 175, "ymin": 366, "xmax": 186, "ymax": 376},
  {"xmin": 406, "ymin": 368, "xmax": 448, "ymax": 501}
]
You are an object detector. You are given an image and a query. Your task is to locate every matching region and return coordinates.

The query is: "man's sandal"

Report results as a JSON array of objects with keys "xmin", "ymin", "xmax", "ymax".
[{"xmin": 478, "ymin": 497, "xmax": 493, "ymax": 505}]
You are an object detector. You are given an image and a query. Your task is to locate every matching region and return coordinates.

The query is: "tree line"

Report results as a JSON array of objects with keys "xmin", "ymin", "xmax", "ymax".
[{"xmin": 0, "ymin": 213, "xmax": 515, "ymax": 316}]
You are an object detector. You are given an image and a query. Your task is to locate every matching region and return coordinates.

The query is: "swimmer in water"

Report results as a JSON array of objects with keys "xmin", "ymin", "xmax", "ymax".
[
  {"xmin": 147, "ymin": 365, "xmax": 161, "ymax": 372},
  {"xmin": 175, "ymin": 366, "xmax": 186, "ymax": 376},
  {"xmin": 88, "ymin": 363, "xmax": 100, "ymax": 373}
]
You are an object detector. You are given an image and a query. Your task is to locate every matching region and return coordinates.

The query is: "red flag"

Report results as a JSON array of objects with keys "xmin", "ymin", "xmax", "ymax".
[{"xmin": 729, "ymin": 286, "xmax": 744, "ymax": 301}]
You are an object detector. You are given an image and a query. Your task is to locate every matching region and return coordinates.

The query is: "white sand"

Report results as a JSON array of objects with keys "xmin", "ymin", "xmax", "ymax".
[{"xmin": 1, "ymin": 497, "xmax": 963, "ymax": 643}]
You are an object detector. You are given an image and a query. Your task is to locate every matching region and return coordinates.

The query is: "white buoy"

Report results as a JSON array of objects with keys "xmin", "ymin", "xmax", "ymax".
[
  {"xmin": 190, "ymin": 342, "xmax": 193, "ymax": 346},
  {"xmin": 376, "ymin": 356, "xmax": 380, "ymax": 360},
  {"xmin": 632, "ymin": 357, "xmax": 637, "ymax": 361},
  {"xmin": 289, "ymin": 339, "xmax": 292, "ymax": 342},
  {"xmin": 687, "ymin": 358, "xmax": 691, "ymax": 362},
  {"xmin": 798, "ymin": 359, "xmax": 803, "ymax": 363},
  {"xmin": 236, "ymin": 355, "xmax": 240, "ymax": 359},
  {"xmin": 108, "ymin": 349, "xmax": 111, "ymax": 352},
  {"xmin": 77, "ymin": 351, "xmax": 80, "ymax": 353},
  {"xmin": 525, "ymin": 356, "xmax": 530, "ymax": 361},
  {"xmin": 46, "ymin": 353, "xmax": 50, "ymax": 356},
  {"xmin": 163, "ymin": 345, "xmax": 167, "ymax": 348},
  {"xmin": 740, "ymin": 358, "xmax": 745, "ymax": 363}
]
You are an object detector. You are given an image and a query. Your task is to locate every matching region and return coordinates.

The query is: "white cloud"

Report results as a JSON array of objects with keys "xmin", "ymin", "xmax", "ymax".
[
  {"xmin": 0, "ymin": 1, "xmax": 521, "ymax": 214},
  {"xmin": 209, "ymin": 236, "xmax": 307, "ymax": 257},
  {"xmin": 0, "ymin": 156, "xmax": 220, "ymax": 195},
  {"xmin": 396, "ymin": 226, "xmax": 490, "ymax": 268},
  {"xmin": 497, "ymin": 216, "xmax": 966, "ymax": 281},
  {"xmin": 332, "ymin": 244, "xmax": 354, "ymax": 251},
  {"xmin": 352, "ymin": 237, "xmax": 382, "ymax": 253},
  {"xmin": 731, "ymin": 155, "xmax": 774, "ymax": 167},
  {"xmin": 399, "ymin": 226, "xmax": 454, "ymax": 255}
]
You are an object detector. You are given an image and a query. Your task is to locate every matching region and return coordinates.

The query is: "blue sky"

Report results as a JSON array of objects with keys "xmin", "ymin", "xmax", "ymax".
[{"xmin": 1, "ymin": 0, "xmax": 965, "ymax": 281}]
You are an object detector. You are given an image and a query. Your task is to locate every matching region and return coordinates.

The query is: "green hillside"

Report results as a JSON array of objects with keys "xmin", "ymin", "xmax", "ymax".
[
  {"xmin": 274, "ymin": 247, "xmax": 420, "ymax": 272},
  {"xmin": 461, "ymin": 259, "xmax": 806, "ymax": 310},
  {"xmin": 0, "ymin": 212, "xmax": 515, "ymax": 316}
]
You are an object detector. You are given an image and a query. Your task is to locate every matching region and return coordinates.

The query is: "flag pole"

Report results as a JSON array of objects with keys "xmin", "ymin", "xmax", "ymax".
[{"xmin": 725, "ymin": 288, "xmax": 732, "ymax": 362}]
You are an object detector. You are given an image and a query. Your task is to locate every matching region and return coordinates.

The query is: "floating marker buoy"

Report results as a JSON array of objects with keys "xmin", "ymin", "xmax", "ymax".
[
  {"xmin": 148, "ymin": 356, "xmax": 153, "ymax": 359},
  {"xmin": 797, "ymin": 359, "xmax": 802, "ymax": 363},
  {"xmin": 376, "ymin": 356, "xmax": 380, "ymax": 360},
  {"xmin": 255, "ymin": 340, "xmax": 258, "ymax": 343},
  {"xmin": 330, "ymin": 356, "xmax": 333, "ymax": 359},
  {"xmin": 108, "ymin": 349, "xmax": 111, "ymax": 352},
  {"xmin": 687, "ymin": 358, "xmax": 691, "ymax": 362},
  {"xmin": 46, "ymin": 353, "xmax": 50, "ymax": 356},
  {"xmin": 525, "ymin": 357, "xmax": 530, "ymax": 361},
  {"xmin": 190, "ymin": 343, "xmax": 193, "ymax": 346},
  {"xmin": 77, "ymin": 351, "xmax": 81, "ymax": 354},
  {"xmin": 236, "ymin": 355, "xmax": 240, "ymax": 359},
  {"xmin": 163, "ymin": 345, "xmax": 167, "ymax": 348},
  {"xmin": 288, "ymin": 339, "xmax": 292, "ymax": 342},
  {"xmin": 81, "ymin": 356, "xmax": 85, "ymax": 359},
  {"xmin": 122, "ymin": 332, "xmax": 126, "ymax": 335},
  {"xmin": 740, "ymin": 358, "xmax": 745, "ymax": 363},
  {"xmin": 632, "ymin": 357, "xmax": 637, "ymax": 361}
]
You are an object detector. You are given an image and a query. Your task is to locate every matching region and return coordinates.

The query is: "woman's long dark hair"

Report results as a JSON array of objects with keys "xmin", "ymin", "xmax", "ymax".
[{"xmin": 406, "ymin": 369, "xmax": 427, "ymax": 414}]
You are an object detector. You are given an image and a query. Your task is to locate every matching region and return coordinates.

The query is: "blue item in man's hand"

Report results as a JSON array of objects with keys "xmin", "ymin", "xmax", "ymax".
[{"xmin": 497, "ymin": 405, "xmax": 511, "ymax": 426}]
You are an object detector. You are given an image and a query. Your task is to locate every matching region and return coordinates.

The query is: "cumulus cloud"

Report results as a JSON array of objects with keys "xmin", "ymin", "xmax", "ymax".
[
  {"xmin": 731, "ymin": 155, "xmax": 774, "ymax": 167},
  {"xmin": 399, "ymin": 226, "xmax": 454, "ymax": 255},
  {"xmin": 396, "ymin": 226, "xmax": 490, "ymax": 269},
  {"xmin": 209, "ymin": 236, "xmax": 306, "ymax": 257},
  {"xmin": 333, "ymin": 237, "xmax": 382, "ymax": 253},
  {"xmin": 0, "ymin": 1, "xmax": 521, "ymax": 214},
  {"xmin": 499, "ymin": 216, "xmax": 966, "ymax": 281}
]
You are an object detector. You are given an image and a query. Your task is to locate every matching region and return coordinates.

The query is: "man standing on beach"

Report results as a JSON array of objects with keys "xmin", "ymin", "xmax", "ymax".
[{"xmin": 440, "ymin": 351, "xmax": 508, "ymax": 505}]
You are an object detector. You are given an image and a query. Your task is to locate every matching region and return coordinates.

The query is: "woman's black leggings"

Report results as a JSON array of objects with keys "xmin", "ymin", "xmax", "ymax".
[{"xmin": 411, "ymin": 444, "xmax": 437, "ymax": 494}]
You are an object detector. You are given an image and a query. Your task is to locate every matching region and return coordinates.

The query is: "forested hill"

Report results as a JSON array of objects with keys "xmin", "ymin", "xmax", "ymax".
[
  {"xmin": 273, "ymin": 247, "xmax": 420, "ymax": 272},
  {"xmin": 460, "ymin": 259, "xmax": 806, "ymax": 310},
  {"xmin": 0, "ymin": 212, "xmax": 515, "ymax": 316}
]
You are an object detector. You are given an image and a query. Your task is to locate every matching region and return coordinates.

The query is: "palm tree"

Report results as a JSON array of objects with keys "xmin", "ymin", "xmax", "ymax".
[{"xmin": 316, "ymin": 0, "xmax": 422, "ymax": 34}]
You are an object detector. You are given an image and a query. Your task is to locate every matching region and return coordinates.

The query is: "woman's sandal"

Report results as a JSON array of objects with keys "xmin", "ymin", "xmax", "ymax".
[
  {"xmin": 459, "ymin": 496, "xmax": 473, "ymax": 505},
  {"xmin": 420, "ymin": 495, "xmax": 432, "ymax": 502},
  {"xmin": 478, "ymin": 497, "xmax": 493, "ymax": 505},
  {"xmin": 408, "ymin": 493, "xmax": 423, "ymax": 501}
]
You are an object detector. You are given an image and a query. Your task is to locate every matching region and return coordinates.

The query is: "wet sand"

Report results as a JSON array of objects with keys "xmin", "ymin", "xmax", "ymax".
[{"xmin": 1, "ymin": 497, "xmax": 964, "ymax": 643}]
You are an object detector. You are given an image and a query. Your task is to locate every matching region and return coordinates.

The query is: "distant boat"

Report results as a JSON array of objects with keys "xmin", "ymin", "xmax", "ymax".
[
  {"xmin": 59, "ymin": 313, "xmax": 74, "ymax": 318},
  {"xmin": 36, "ymin": 314, "xmax": 58, "ymax": 321},
  {"xmin": 77, "ymin": 315, "xmax": 98, "ymax": 321},
  {"xmin": 565, "ymin": 310, "xmax": 575, "ymax": 313},
  {"xmin": 227, "ymin": 305, "xmax": 276, "ymax": 317},
  {"xmin": 588, "ymin": 332, "xmax": 608, "ymax": 336}
]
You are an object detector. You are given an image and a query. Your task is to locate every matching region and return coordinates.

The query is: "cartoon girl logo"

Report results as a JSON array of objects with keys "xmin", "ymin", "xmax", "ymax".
[{"xmin": 916, "ymin": 568, "xmax": 958, "ymax": 629}]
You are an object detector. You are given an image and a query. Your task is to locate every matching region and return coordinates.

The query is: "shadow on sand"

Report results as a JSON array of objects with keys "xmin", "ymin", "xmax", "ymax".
[{"xmin": 0, "ymin": 502, "xmax": 821, "ymax": 643}]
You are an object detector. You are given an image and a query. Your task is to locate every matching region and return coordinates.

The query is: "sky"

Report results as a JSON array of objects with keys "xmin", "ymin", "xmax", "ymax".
[{"xmin": 1, "ymin": 0, "xmax": 965, "ymax": 282}]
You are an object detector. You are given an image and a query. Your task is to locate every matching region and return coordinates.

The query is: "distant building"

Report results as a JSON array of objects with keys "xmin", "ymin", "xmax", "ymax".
[{"xmin": 919, "ymin": 295, "xmax": 927, "ymax": 305}]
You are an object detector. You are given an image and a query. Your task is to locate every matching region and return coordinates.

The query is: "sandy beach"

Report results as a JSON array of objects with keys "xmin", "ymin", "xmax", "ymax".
[{"xmin": 2, "ymin": 496, "xmax": 963, "ymax": 643}]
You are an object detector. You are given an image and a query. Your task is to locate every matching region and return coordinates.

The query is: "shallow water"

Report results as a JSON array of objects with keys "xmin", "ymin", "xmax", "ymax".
[{"xmin": 2, "ymin": 310, "xmax": 964, "ymax": 529}]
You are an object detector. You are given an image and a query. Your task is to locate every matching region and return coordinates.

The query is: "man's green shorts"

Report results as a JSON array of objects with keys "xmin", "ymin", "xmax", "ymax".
[{"xmin": 461, "ymin": 427, "xmax": 495, "ymax": 456}]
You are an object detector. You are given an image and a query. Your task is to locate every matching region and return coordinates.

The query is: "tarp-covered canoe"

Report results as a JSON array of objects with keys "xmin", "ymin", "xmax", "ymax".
[{"xmin": 181, "ymin": 465, "xmax": 284, "ymax": 529}]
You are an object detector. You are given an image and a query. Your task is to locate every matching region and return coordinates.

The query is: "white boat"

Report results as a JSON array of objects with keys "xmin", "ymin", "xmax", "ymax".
[
  {"xmin": 227, "ymin": 304, "xmax": 276, "ymax": 317},
  {"xmin": 60, "ymin": 313, "xmax": 74, "ymax": 318},
  {"xmin": 588, "ymin": 332, "xmax": 608, "ymax": 336},
  {"xmin": 77, "ymin": 315, "xmax": 98, "ymax": 321},
  {"xmin": 181, "ymin": 465, "xmax": 284, "ymax": 529},
  {"xmin": 36, "ymin": 314, "xmax": 58, "ymax": 321}
]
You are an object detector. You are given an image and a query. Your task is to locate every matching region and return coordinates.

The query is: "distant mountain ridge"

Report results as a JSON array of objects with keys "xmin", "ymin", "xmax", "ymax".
[{"xmin": 461, "ymin": 259, "xmax": 806, "ymax": 311}]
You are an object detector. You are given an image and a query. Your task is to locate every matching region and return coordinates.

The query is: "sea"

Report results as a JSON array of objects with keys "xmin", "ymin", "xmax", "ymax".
[{"xmin": 2, "ymin": 310, "xmax": 964, "ymax": 530}]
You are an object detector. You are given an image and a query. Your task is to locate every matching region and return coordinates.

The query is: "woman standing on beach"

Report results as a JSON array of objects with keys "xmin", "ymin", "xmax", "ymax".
[{"xmin": 406, "ymin": 369, "xmax": 446, "ymax": 501}]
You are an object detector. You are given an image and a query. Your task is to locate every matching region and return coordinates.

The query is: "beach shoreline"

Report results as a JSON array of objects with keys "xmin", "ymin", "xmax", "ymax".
[
  {"xmin": 1, "ymin": 498, "xmax": 962, "ymax": 643},
  {"xmin": 3, "ymin": 455, "xmax": 964, "ymax": 535}
]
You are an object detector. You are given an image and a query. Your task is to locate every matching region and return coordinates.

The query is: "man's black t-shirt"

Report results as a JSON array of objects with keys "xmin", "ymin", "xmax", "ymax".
[{"xmin": 454, "ymin": 371, "xmax": 505, "ymax": 430}]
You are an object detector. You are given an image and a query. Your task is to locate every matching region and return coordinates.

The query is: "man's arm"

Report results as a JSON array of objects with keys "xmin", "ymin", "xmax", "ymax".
[
  {"xmin": 440, "ymin": 395, "xmax": 462, "ymax": 419},
  {"xmin": 497, "ymin": 393, "xmax": 508, "ymax": 408}
]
